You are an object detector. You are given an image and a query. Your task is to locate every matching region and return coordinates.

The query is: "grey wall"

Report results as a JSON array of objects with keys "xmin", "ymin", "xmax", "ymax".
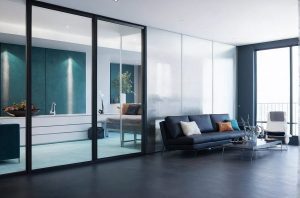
[
  {"xmin": 237, "ymin": 38, "xmax": 299, "ymax": 126},
  {"xmin": 146, "ymin": 27, "xmax": 237, "ymax": 153}
]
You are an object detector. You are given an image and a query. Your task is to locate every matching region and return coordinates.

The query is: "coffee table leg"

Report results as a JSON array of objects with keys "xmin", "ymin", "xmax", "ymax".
[
  {"xmin": 222, "ymin": 146, "xmax": 225, "ymax": 158},
  {"xmin": 251, "ymin": 149, "xmax": 254, "ymax": 162},
  {"xmin": 281, "ymin": 142, "xmax": 283, "ymax": 152}
]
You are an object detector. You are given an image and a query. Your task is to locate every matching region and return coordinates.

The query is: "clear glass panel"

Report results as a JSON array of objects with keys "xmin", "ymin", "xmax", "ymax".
[
  {"xmin": 0, "ymin": 0, "xmax": 26, "ymax": 174},
  {"xmin": 97, "ymin": 21, "xmax": 142, "ymax": 158},
  {"xmin": 182, "ymin": 35, "xmax": 213, "ymax": 114},
  {"xmin": 212, "ymin": 42, "xmax": 236, "ymax": 118},
  {"xmin": 292, "ymin": 46, "xmax": 299, "ymax": 135},
  {"xmin": 32, "ymin": 7, "xmax": 92, "ymax": 169},
  {"xmin": 256, "ymin": 48, "xmax": 290, "ymax": 129}
]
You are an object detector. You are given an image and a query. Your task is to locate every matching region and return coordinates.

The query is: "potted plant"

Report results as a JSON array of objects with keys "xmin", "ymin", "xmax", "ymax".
[
  {"xmin": 2, "ymin": 101, "xmax": 39, "ymax": 117},
  {"xmin": 111, "ymin": 71, "xmax": 134, "ymax": 103}
]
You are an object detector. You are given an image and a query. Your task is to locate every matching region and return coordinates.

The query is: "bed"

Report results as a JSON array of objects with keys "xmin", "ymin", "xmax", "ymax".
[{"xmin": 105, "ymin": 103, "xmax": 142, "ymax": 147}]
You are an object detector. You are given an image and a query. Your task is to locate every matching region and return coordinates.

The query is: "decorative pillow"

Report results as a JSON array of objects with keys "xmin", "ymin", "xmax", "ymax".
[
  {"xmin": 126, "ymin": 104, "xmax": 140, "ymax": 115},
  {"xmin": 218, "ymin": 122, "xmax": 234, "ymax": 132},
  {"xmin": 180, "ymin": 121, "xmax": 201, "ymax": 136},
  {"xmin": 229, "ymin": 119, "xmax": 240, "ymax": 131},
  {"xmin": 137, "ymin": 105, "xmax": 142, "ymax": 115}
]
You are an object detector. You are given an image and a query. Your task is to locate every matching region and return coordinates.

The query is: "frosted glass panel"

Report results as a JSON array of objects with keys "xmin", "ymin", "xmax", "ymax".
[
  {"xmin": 213, "ymin": 42, "xmax": 236, "ymax": 118},
  {"xmin": 182, "ymin": 36, "xmax": 213, "ymax": 114},
  {"xmin": 147, "ymin": 28, "xmax": 182, "ymax": 117}
]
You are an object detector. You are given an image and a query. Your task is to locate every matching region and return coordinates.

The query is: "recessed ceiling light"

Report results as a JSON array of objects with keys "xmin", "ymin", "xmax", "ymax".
[{"xmin": 113, "ymin": 0, "xmax": 119, "ymax": 2}]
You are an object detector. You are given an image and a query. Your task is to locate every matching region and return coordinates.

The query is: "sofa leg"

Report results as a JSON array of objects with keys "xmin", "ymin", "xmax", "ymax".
[
  {"xmin": 194, "ymin": 150, "xmax": 198, "ymax": 157},
  {"xmin": 161, "ymin": 146, "xmax": 166, "ymax": 155}
]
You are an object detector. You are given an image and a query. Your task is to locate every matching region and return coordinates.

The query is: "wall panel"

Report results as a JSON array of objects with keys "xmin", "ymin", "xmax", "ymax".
[
  {"xmin": 213, "ymin": 42, "xmax": 236, "ymax": 118},
  {"xmin": 182, "ymin": 36, "xmax": 213, "ymax": 114},
  {"xmin": 146, "ymin": 28, "xmax": 182, "ymax": 152}
]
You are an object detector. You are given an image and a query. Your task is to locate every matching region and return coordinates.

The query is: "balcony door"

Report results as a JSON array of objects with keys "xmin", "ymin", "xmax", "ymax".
[{"xmin": 256, "ymin": 46, "xmax": 299, "ymax": 135}]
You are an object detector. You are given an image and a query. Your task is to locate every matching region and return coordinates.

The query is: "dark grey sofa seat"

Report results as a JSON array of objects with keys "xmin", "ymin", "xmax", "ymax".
[{"xmin": 160, "ymin": 114, "xmax": 246, "ymax": 152}]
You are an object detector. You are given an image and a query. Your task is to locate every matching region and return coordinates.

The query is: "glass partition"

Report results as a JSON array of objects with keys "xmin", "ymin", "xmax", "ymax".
[
  {"xmin": 97, "ymin": 21, "xmax": 142, "ymax": 158},
  {"xmin": 31, "ymin": 6, "xmax": 92, "ymax": 169},
  {"xmin": 0, "ymin": 0, "xmax": 26, "ymax": 175}
]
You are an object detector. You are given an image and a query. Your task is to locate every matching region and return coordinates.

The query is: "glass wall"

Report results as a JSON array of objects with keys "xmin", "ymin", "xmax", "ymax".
[
  {"xmin": 31, "ymin": 7, "xmax": 92, "ymax": 169},
  {"xmin": 0, "ymin": 0, "xmax": 26, "ymax": 174},
  {"xmin": 212, "ymin": 42, "xmax": 236, "ymax": 118},
  {"xmin": 182, "ymin": 36, "xmax": 213, "ymax": 114},
  {"xmin": 97, "ymin": 21, "xmax": 142, "ymax": 158}
]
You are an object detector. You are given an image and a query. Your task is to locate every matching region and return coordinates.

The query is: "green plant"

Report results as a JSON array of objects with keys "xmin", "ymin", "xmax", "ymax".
[{"xmin": 112, "ymin": 71, "xmax": 133, "ymax": 94}]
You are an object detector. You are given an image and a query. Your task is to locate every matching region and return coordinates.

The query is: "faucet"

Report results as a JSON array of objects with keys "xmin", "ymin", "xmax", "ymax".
[{"xmin": 50, "ymin": 102, "xmax": 56, "ymax": 115}]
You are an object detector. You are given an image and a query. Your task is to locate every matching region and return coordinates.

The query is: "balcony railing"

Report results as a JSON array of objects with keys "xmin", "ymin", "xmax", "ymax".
[{"xmin": 256, "ymin": 103, "xmax": 298, "ymax": 135}]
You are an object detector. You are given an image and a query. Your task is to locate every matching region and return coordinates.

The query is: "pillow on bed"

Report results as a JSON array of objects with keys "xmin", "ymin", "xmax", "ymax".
[{"xmin": 126, "ymin": 104, "xmax": 140, "ymax": 115}]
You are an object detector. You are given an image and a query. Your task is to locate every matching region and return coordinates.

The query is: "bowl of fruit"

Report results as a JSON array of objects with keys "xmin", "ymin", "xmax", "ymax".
[{"xmin": 2, "ymin": 101, "xmax": 39, "ymax": 117}]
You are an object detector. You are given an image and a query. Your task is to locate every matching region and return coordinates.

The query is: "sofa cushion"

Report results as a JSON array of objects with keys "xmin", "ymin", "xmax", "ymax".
[
  {"xmin": 167, "ymin": 131, "xmax": 245, "ymax": 145},
  {"xmin": 188, "ymin": 115, "xmax": 214, "ymax": 133},
  {"xmin": 210, "ymin": 114, "xmax": 230, "ymax": 131},
  {"xmin": 165, "ymin": 116, "xmax": 189, "ymax": 138}
]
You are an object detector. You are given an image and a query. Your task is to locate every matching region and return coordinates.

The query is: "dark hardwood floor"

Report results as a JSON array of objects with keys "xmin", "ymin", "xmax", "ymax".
[{"xmin": 0, "ymin": 146, "xmax": 299, "ymax": 198}]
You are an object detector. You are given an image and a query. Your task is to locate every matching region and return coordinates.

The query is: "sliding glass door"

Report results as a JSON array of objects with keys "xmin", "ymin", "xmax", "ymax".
[
  {"xmin": 0, "ymin": 0, "xmax": 144, "ymax": 176},
  {"xmin": 256, "ymin": 46, "xmax": 299, "ymax": 135},
  {"xmin": 0, "ymin": 0, "xmax": 26, "ymax": 174},
  {"xmin": 31, "ymin": 6, "xmax": 92, "ymax": 169},
  {"xmin": 97, "ymin": 20, "xmax": 143, "ymax": 158}
]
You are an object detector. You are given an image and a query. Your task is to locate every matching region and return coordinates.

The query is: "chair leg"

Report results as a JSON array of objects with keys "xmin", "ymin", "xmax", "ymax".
[
  {"xmin": 134, "ymin": 133, "xmax": 137, "ymax": 145},
  {"xmin": 121, "ymin": 132, "xmax": 125, "ymax": 147}
]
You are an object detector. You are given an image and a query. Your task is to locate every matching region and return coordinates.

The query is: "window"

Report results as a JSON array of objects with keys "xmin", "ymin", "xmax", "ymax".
[{"xmin": 256, "ymin": 46, "xmax": 299, "ymax": 135}]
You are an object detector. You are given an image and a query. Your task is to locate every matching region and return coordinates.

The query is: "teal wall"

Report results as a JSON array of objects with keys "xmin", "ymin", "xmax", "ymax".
[
  {"xmin": 0, "ymin": 43, "xmax": 26, "ymax": 115},
  {"xmin": 0, "ymin": 43, "xmax": 86, "ymax": 115},
  {"xmin": 110, "ymin": 63, "xmax": 135, "ymax": 104}
]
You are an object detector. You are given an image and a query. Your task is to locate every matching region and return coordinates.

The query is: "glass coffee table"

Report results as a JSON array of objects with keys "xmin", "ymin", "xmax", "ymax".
[{"xmin": 222, "ymin": 139, "xmax": 283, "ymax": 161}]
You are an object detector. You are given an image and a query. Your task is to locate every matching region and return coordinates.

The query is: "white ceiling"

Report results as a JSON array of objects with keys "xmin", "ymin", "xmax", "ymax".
[
  {"xmin": 0, "ymin": 0, "xmax": 298, "ymax": 46},
  {"xmin": 37, "ymin": 0, "xmax": 299, "ymax": 46}
]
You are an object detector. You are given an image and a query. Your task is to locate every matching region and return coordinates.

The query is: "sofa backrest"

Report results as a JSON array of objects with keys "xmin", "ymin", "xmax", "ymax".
[
  {"xmin": 161, "ymin": 114, "xmax": 231, "ymax": 140},
  {"xmin": 165, "ymin": 116, "xmax": 189, "ymax": 138},
  {"xmin": 188, "ymin": 115, "xmax": 214, "ymax": 133},
  {"xmin": 210, "ymin": 114, "xmax": 230, "ymax": 131}
]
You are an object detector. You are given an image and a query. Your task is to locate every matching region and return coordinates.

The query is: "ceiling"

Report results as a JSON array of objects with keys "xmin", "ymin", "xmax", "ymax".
[
  {"xmin": 0, "ymin": 0, "xmax": 298, "ymax": 46},
  {"xmin": 37, "ymin": 0, "xmax": 299, "ymax": 46}
]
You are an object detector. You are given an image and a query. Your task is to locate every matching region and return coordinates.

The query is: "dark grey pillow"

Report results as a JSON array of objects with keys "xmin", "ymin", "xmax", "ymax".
[
  {"xmin": 188, "ymin": 115, "xmax": 214, "ymax": 133},
  {"xmin": 165, "ymin": 116, "xmax": 189, "ymax": 138},
  {"xmin": 126, "ymin": 104, "xmax": 140, "ymax": 115}
]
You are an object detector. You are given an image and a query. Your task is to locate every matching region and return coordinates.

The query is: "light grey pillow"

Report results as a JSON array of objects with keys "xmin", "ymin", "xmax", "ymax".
[{"xmin": 180, "ymin": 121, "xmax": 201, "ymax": 136}]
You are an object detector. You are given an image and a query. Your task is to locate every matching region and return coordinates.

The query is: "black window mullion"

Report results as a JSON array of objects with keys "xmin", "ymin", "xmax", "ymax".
[
  {"xmin": 290, "ymin": 46, "xmax": 293, "ymax": 135},
  {"xmin": 26, "ymin": 0, "xmax": 33, "ymax": 173},
  {"xmin": 92, "ymin": 16, "xmax": 98, "ymax": 161}
]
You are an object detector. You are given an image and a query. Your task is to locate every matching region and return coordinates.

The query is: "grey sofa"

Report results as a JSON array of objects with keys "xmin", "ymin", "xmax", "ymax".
[{"xmin": 159, "ymin": 114, "xmax": 245, "ymax": 151}]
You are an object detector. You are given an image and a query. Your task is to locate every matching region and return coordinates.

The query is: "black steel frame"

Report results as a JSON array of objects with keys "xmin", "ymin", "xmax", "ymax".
[
  {"xmin": 0, "ymin": 0, "xmax": 147, "ymax": 178},
  {"xmin": 255, "ymin": 44, "xmax": 299, "ymax": 135}
]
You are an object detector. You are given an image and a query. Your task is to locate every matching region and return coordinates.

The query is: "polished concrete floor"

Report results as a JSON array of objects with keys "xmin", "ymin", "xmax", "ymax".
[
  {"xmin": 0, "ymin": 146, "xmax": 299, "ymax": 198},
  {"xmin": 0, "ymin": 132, "xmax": 141, "ymax": 174}
]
